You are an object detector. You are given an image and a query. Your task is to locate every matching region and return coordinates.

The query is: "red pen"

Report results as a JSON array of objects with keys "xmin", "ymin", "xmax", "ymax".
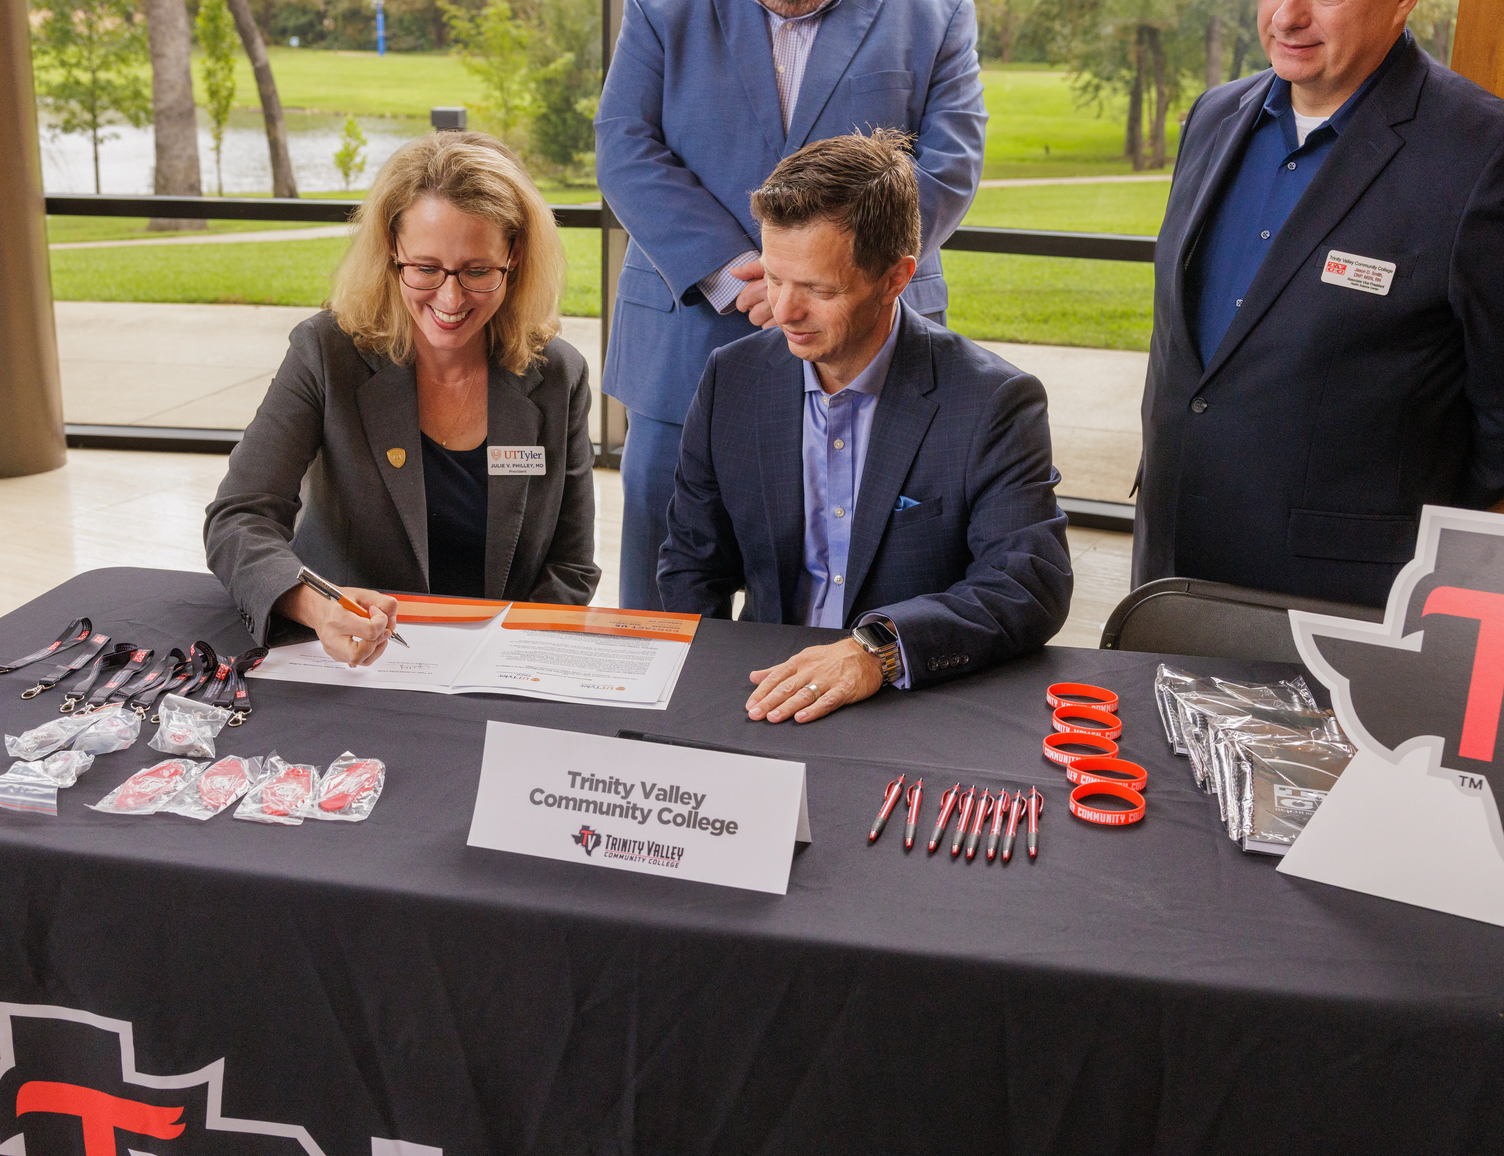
[
  {"xmin": 1001, "ymin": 790, "xmax": 1026, "ymax": 863},
  {"xmin": 965, "ymin": 789, "xmax": 993, "ymax": 861},
  {"xmin": 986, "ymin": 790, "xmax": 1011, "ymax": 862},
  {"xmin": 950, "ymin": 785, "xmax": 977, "ymax": 858},
  {"xmin": 928, "ymin": 783, "xmax": 961, "ymax": 853},
  {"xmin": 903, "ymin": 778, "xmax": 924, "ymax": 850},
  {"xmin": 1027, "ymin": 786, "xmax": 1044, "ymax": 859},
  {"xmin": 869, "ymin": 775, "xmax": 906, "ymax": 844}
]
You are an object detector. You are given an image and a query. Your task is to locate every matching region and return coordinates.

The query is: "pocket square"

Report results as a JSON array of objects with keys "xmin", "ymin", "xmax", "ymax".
[{"xmin": 893, "ymin": 496, "xmax": 921, "ymax": 512}]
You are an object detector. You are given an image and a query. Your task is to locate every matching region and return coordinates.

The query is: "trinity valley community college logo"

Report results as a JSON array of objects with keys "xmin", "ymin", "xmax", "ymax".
[{"xmin": 572, "ymin": 825, "xmax": 602, "ymax": 856}]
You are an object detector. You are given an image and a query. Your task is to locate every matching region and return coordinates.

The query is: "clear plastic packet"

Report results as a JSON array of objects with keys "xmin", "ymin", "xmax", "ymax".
[
  {"xmin": 89, "ymin": 758, "xmax": 204, "ymax": 816},
  {"xmin": 158, "ymin": 754, "xmax": 264, "ymax": 821},
  {"xmin": 6, "ymin": 749, "xmax": 96, "ymax": 788},
  {"xmin": 0, "ymin": 774, "xmax": 58, "ymax": 816},
  {"xmin": 148, "ymin": 694, "xmax": 231, "ymax": 758},
  {"xmin": 1236, "ymin": 732, "xmax": 1354, "ymax": 854},
  {"xmin": 234, "ymin": 753, "xmax": 318, "ymax": 826},
  {"xmin": 5, "ymin": 704, "xmax": 124, "ymax": 761},
  {"xmin": 73, "ymin": 708, "xmax": 142, "ymax": 754},
  {"xmin": 307, "ymin": 752, "xmax": 384, "ymax": 822}
]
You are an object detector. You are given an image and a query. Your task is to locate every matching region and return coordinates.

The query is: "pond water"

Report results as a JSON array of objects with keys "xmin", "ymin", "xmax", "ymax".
[{"xmin": 39, "ymin": 108, "xmax": 428, "ymax": 196}]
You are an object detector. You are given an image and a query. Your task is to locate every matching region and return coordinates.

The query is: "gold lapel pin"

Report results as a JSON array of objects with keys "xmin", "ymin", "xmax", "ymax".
[{"xmin": 387, "ymin": 448, "xmax": 406, "ymax": 468}]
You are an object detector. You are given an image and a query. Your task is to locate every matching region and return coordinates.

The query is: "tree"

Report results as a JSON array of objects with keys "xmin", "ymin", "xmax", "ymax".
[
  {"xmin": 30, "ymin": 0, "xmax": 152, "ymax": 194},
  {"xmin": 197, "ymin": 0, "xmax": 237, "ymax": 196},
  {"xmin": 1407, "ymin": 0, "xmax": 1457, "ymax": 65},
  {"xmin": 526, "ymin": 0, "xmax": 598, "ymax": 182},
  {"xmin": 977, "ymin": 0, "xmax": 1042, "ymax": 63},
  {"xmin": 333, "ymin": 115, "xmax": 368, "ymax": 190},
  {"xmin": 225, "ymin": 0, "xmax": 298, "ymax": 196},
  {"xmin": 442, "ymin": 0, "xmax": 535, "ymax": 146},
  {"xmin": 141, "ymin": 0, "xmax": 203, "ymax": 231}
]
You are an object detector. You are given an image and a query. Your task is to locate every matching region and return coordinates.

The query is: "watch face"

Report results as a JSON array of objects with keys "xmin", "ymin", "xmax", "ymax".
[{"xmin": 855, "ymin": 621, "xmax": 897, "ymax": 650}]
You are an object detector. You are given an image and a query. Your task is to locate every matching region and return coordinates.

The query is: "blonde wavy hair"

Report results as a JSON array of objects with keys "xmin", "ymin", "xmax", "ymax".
[{"xmin": 329, "ymin": 131, "xmax": 564, "ymax": 374}]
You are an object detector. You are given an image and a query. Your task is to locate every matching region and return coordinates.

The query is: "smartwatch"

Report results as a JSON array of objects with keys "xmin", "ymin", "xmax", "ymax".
[{"xmin": 851, "ymin": 619, "xmax": 904, "ymax": 686}]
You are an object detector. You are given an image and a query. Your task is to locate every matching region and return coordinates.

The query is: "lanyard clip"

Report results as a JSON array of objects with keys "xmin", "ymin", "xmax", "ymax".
[
  {"xmin": 227, "ymin": 709, "xmax": 249, "ymax": 727},
  {"xmin": 59, "ymin": 694, "xmax": 81, "ymax": 714},
  {"xmin": 20, "ymin": 683, "xmax": 45, "ymax": 700}
]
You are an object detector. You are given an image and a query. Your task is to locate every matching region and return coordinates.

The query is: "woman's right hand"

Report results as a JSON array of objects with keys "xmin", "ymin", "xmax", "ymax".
[{"xmin": 275, "ymin": 584, "xmax": 400, "ymax": 667}]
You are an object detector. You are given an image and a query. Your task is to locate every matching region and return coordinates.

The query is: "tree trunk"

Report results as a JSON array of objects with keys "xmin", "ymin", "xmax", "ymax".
[
  {"xmin": 225, "ymin": 0, "xmax": 298, "ymax": 197},
  {"xmin": 1148, "ymin": 25, "xmax": 1168, "ymax": 169},
  {"xmin": 143, "ymin": 0, "xmax": 204, "ymax": 231},
  {"xmin": 1229, "ymin": 0, "xmax": 1252, "ymax": 79},
  {"xmin": 999, "ymin": 1, "xmax": 1014, "ymax": 63},
  {"xmin": 1128, "ymin": 26, "xmax": 1147, "ymax": 171},
  {"xmin": 1431, "ymin": 14, "xmax": 1453, "ymax": 66},
  {"xmin": 1204, "ymin": 13, "xmax": 1223, "ymax": 93}
]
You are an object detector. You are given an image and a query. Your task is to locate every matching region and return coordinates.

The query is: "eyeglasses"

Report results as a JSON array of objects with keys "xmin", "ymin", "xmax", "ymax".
[{"xmin": 394, "ymin": 257, "xmax": 511, "ymax": 293}]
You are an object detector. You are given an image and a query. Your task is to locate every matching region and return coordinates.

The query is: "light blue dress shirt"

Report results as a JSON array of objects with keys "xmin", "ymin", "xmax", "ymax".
[{"xmin": 795, "ymin": 306, "xmax": 901, "ymax": 629}]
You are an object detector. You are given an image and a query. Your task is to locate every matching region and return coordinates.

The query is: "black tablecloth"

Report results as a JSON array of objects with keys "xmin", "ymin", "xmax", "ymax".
[{"xmin": 0, "ymin": 568, "xmax": 1499, "ymax": 1155}]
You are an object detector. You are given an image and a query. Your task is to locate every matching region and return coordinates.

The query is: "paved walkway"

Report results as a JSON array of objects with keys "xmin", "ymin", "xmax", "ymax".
[{"xmin": 52, "ymin": 301, "xmax": 1146, "ymax": 502}]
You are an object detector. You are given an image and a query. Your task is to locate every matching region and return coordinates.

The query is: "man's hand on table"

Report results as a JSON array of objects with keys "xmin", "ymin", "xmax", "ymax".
[
  {"xmin": 747, "ymin": 637, "xmax": 885, "ymax": 723},
  {"xmin": 274, "ymin": 584, "xmax": 398, "ymax": 668},
  {"xmin": 730, "ymin": 259, "xmax": 779, "ymax": 329}
]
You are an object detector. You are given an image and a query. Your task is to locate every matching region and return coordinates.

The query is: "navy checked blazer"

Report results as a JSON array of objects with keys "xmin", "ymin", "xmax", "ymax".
[{"xmin": 657, "ymin": 304, "xmax": 1073, "ymax": 687}]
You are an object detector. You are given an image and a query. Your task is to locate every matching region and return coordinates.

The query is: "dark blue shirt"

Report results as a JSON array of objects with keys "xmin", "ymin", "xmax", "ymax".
[
  {"xmin": 421, "ymin": 433, "xmax": 488, "ymax": 597},
  {"xmin": 1191, "ymin": 33, "xmax": 1408, "ymax": 367}
]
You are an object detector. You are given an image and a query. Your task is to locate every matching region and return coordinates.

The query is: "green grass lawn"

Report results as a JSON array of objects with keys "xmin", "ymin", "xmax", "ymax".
[
  {"xmin": 963, "ymin": 181, "xmax": 1169, "ymax": 234},
  {"xmin": 50, "ymin": 228, "xmax": 602, "ymax": 318},
  {"xmin": 197, "ymin": 47, "xmax": 485, "ymax": 117}
]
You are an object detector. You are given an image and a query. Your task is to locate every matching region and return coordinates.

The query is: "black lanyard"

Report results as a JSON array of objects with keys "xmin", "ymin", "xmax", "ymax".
[
  {"xmin": 20, "ymin": 631, "xmax": 111, "ymax": 699},
  {"xmin": 226, "ymin": 648, "xmax": 269, "ymax": 726},
  {"xmin": 59, "ymin": 644, "xmax": 135, "ymax": 713},
  {"xmin": 0, "ymin": 618, "xmax": 92, "ymax": 675},
  {"xmin": 199, "ymin": 655, "xmax": 237, "ymax": 710},
  {"xmin": 146, "ymin": 640, "xmax": 215, "ymax": 721},
  {"xmin": 120, "ymin": 649, "xmax": 187, "ymax": 717},
  {"xmin": 142, "ymin": 650, "xmax": 202, "ymax": 723},
  {"xmin": 80, "ymin": 647, "xmax": 155, "ymax": 713}
]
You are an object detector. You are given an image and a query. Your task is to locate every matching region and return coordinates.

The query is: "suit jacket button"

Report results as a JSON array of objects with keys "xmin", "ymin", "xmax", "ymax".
[
  {"xmin": 927, "ymin": 658, "xmax": 939, "ymax": 672},
  {"xmin": 1190, "ymin": 396, "xmax": 1209, "ymax": 414},
  {"xmin": 960, "ymin": 655, "xmax": 969, "ymax": 665}
]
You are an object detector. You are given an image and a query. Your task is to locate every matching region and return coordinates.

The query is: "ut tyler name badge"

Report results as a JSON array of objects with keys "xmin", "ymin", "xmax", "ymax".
[{"xmin": 488, "ymin": 446, "xmax": 547, "ymax": 476}]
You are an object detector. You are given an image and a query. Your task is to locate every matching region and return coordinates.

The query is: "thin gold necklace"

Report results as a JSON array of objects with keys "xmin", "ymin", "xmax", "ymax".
[{"xmin": 430, "ymin": 370, "xmax": 485, "ymax": 448}]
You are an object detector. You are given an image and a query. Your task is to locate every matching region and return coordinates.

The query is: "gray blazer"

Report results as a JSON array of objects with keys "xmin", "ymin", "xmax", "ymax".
[{"xmin": 205, "ymin": 310, "xmax": 599, "ymax": 643}]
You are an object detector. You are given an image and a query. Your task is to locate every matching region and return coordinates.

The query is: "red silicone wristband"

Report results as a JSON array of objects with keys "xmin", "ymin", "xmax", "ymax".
[
  {"xmin": 1068, "ymin": 781, "xmax": 1146, "ymax": 826},
  {"xmin": 1051, "ymin": 703, "xmax": 1123, "ymax": 740},
  {"xmin": 1064, "ymin": 757, "xmax": 1147, "ymax": 792},
  {"xmin": 1045, "ymin": 682, "xmax": 1119, "ymax": 713},
  {"xmin": 1042, "ymin": 731, "xmax": 1120, "ymax": 767}
]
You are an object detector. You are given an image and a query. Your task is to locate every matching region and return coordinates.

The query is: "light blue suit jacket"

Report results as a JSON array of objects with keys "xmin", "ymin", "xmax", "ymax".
[{"xmin": 595, "ymin": 0, "xmax": 987, "ymax": 425}]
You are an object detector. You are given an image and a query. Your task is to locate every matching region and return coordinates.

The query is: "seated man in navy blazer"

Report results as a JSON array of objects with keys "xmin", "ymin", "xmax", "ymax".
[{"xmin": 658, "ymin": 130, "xmax": 1073, "ymax": 724}]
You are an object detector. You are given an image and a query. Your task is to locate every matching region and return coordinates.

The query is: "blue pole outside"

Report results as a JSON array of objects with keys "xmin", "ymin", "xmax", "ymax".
[{"xmin": 376, "ymin": 0, "xmax": 385, "ymax": 56}]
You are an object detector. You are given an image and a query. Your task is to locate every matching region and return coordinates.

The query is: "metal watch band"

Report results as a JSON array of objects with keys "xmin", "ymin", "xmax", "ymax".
[{"xmin": 854, "ymin": 629, "xmax": 903, "ymax": 686}]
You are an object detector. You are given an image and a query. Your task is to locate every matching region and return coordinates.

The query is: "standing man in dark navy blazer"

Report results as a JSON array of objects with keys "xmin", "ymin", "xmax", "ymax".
[
  {"xmin": 1136, "ymin": 0, "xmax": 1504, "ymax": 608},
  {"xmin": 659, "ymin": 132, "xmax": 1072, "ymax": 724},
  {"xmin": 595, "ymin": 0, "xmax": 987, "ymax": 612}
]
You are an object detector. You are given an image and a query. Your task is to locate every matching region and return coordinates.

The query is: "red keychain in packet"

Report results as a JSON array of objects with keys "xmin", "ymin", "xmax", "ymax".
[
  {"xmin": 158, "ymin": 755, "xmax": 264, "ymax": 821},
  {"xmin": 234, "ymin": 753, "xmax": 318, "ymax": 825},
  {"xmin": 310, "ymin": 752, "xmax": 385, "ymax": 822},
  {"xmin": 89, "ymin": 759, "xmax": 204, "ymax": 816}
]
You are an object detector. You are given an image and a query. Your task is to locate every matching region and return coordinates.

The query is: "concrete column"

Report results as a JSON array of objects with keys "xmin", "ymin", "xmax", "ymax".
[
  {"xmin": 0, "ymin": 0, "xmax": 66, "ymax": 478},
  {"xmin": 1453, "ymin": 0, "xmax": 1504, "ymax": 97}
]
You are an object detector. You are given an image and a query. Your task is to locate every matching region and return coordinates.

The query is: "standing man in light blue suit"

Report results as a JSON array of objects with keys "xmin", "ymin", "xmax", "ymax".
[{"xmin": 595, "ymin": 0, "xmax": 987, "ymax": 610}]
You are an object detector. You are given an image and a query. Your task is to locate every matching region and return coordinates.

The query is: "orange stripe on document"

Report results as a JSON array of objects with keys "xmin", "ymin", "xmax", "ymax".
[{"xmin": 503, "ymin": 602, "xmax": 700, "ymax": 642}]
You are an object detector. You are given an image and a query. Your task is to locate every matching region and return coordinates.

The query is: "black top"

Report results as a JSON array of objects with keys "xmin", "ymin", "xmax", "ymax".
[{"xmin": 421, "ymin": 433, "xmax": 488, "ymax": 597}]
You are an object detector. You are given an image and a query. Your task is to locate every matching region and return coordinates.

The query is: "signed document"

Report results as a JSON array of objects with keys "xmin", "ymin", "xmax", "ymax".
[{"xmin": 250, "ymin": 597, "xmax": 699, "ymax": 709}]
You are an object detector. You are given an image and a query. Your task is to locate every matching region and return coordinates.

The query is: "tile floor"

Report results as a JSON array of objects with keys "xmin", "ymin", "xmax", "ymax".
[{"xmin": 0, "ymin": 450, "xmax": 1131, "ymax": 648}]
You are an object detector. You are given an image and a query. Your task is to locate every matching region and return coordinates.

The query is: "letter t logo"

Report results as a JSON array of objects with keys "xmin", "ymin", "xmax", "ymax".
[{"xmin": 1423, "ymin": 586, "xmax": 1504, "ymax": 762}]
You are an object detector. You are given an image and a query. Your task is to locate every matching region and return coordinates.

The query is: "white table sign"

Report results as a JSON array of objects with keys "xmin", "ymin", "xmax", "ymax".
[{"xmin": 468, "ymin": 722, "xmax": 811, "ymax": 895}]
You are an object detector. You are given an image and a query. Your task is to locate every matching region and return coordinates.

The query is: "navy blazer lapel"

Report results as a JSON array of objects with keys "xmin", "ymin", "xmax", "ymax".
[
  {"xmin": 785, "ymin": 0, "xmax": 883, "ymax": 152},
  {"xmin": 1199, "ymin": 42, "xmax": 1424, "ymax": 387},
  {"xmin": 712, "ymin": 0, "xmax": 788, "ymax": 156},
  {"xmin": 843, "ymin": 306, "xmax": 938, "ymax": 622},
  {"xmin": 484, "ymin": 362, "xmax": 544, "ymax": 599},
  {"xmin": 356, "ymin": 360, "xmax": 429, "ymax": 584},
  {"xmin": 1170, "ymin": 74, "xmax": 1273, "ymax": 356},
  {"xmin": 755, "ymin": 344, "xmax": 808, "ymax": 623}
]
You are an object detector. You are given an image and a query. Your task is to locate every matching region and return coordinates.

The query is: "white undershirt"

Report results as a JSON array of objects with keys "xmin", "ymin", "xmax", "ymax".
[{"xmin": 1293, "ymin": 110, "xmax": 1328, "ymax": 147}]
